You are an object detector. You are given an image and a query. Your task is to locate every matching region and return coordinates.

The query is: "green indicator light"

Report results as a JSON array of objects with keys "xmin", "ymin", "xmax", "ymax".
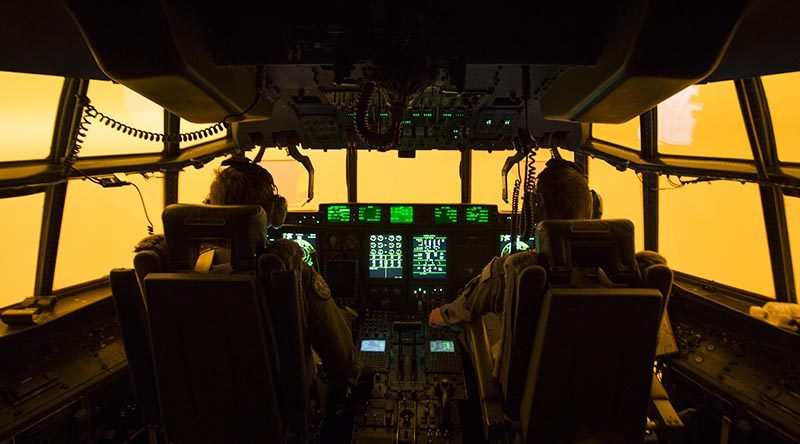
[
  {"xmin": 327, "ymin": 205, "xmax": 352, "ymax": 223},
  {"xmin": 402, "ymin": 120, "xmax": 412, "ymax": 125},
  {"xmin": 423, "ymin": 112, "xmax": 433, "ymax": 117},
  {"xmin": 453, "ymin": 129, "xmax": 459, "ymax": 133},
  {"xmin": 455, "ymin": 113, "xmax": 465, "ymax": 117},
  {"xmin": 379, "ymin": 111, "xmax": 389, "ymax": 117},
  {"xmin": 357, "ymin": 205, "xmax": 382, "ymax": 223},
  {"xmin": 412, "ymin": 112, "xmax": 420, "ymax": 117},
  {"xmin": 442, "ymin": 112, "xmax": 452, "ymax": 117},
  {"xmin": 504, "ymin": 119, "xmax": 512, "ymax": 125},
  {"xmin": 389, "ymin": 205, "xmax": 414, "ymax": 224},
  {"xmin": 346, "ymin": 111, "xmax": 356, "ymax": 117},
  {"xmin": 465, "ymin": 205, "xmax": 490, "ymax": 224},
  {"xmin": 433, "ymin": 206, "xmax": 458, "ymax": 224},
  {"xmin": 485, "ymin": 119, "xmax": 493, "ymax": 125}
]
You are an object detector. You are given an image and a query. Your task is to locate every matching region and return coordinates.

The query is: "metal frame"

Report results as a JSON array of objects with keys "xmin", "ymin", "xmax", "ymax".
[
  {"xmin": 735, "ymin": 78, "xmax": 796, "ymax": 302},
  {"xmin": 640, "ymin": 108, "xmax": 659, "ymax": 252},
  {"xmin": 460, "ymin": 148, "xmax": 472, "ymax": 203},
  {"xmin": 346, "ymin": 145, "xmax": 357, "ymax": 202},
  {"xmin": 163, "ymin": 111, "xmax": 181, "ymax": 206},
  {"xmin": 34, "ymin": 78, "xmax": 88, "ymax": 296}
]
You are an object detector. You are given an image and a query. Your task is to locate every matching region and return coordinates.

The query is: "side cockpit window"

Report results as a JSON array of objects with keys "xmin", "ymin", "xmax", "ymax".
[
  {"xmin": 53, "ymin": 174, "xmax": 163, "ymax": 290},
  {"xmin": 660, "ymin": 180, "xmax": 774, "ymax": 298},
  {"xmin": 0, "ymin": 194, "xmax": 44, "ymax": 308},
  {"xmin": 0, "ymin": 71, "xmax": 62, "ymax": 162},
  {"xmin": 763, "ymin": 72, "xmax": 800, "ymax": 164}
]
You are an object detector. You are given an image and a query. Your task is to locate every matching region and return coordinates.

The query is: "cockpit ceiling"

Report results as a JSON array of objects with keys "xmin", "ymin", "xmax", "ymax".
[{"xmin": 1, "ymin": 0, "xmax": 799, "ymax": 120}]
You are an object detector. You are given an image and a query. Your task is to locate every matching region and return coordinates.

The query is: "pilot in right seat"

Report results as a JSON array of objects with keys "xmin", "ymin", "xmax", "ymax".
[
  {"xmin": 135, "ymin": 158, "xmax": 366, "ymax": 412},
  {"xmin": 428, "ymin": 158, "xmax": 668, "ymax": 367}
]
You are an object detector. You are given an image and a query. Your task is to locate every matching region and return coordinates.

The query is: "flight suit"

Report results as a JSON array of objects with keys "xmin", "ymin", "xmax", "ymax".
[{"xmin": 263, "ymin": 239, "xmax": 362, "ymax": 387}]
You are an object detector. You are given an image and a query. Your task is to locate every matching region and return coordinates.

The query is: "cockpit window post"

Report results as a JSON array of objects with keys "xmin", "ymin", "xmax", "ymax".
[
  {"xmin": 347, "ymin": 146, "xmax": 357, "ymax": 203},
  {"xmin": 736, "ymin": 78, "xmax": 797, "ymax": 303},
  {"xmin": 163, "ymin": 111, "xmax": 180, "ymax": 206},
  {"xmin": 640, "ymin": 108, "xmax": 659, "ymax": 252},
  {"xmin": 460, "ymin": 148, "xmax": 471, "ymax": 203},
  {"xmin": 34, "ymin": 78, "xmax": 89, "ymax": 297}
]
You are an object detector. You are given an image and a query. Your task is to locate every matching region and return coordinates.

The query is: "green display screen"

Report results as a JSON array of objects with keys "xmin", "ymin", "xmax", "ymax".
[
  {"xmin": 465, "ymin": 206, "xmax": 490, "ymax": 224},
  {"xmin": 326, "ymin": 205, "xmax": 351, "ymax": 223},
  {"xmin": 389, "ymin": 205, "xmax": 414, "ymax": 224},
  {"xmin": 358, "ymin": 205, "xmax": 382, "ymax": 223},
  {"xmin": 434, "ymin": 206, "xmax": 458, "ymax": 224}
]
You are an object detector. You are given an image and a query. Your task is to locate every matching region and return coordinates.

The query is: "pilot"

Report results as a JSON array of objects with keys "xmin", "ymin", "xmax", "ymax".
[
  {"xmin": 135, "ymin": 158, "xmax": 364, "ymax": 399},
  {"xmin": 428, "ymin": 158, "xmax": 666, "ymax": 357}
]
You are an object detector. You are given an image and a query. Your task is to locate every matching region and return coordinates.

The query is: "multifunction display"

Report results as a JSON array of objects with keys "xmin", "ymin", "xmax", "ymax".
[
  {"xmin": 368, "ymin": 234, "xmax": 404, "ymax": 279},
  {"xmin": 281, "ymin": 232, "xmax": 317, "ymax": 267},
  {"xmin": 412, "ymin": 234, "xmax": 447, "ymax": 279}
]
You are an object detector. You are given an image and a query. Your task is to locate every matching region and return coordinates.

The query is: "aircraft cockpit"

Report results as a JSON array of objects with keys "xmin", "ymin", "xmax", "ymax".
[{"xmin": 1, "ymin": 1, "xmax": 800, "ymax": 443}]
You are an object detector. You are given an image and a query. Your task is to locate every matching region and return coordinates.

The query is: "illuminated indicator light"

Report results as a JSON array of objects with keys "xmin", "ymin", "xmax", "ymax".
[
  {"xmin": 412, "ymin": 112, "xmax": 420, "ymax": 117},
  {"xmin": 465, "ymin": 206, "xmax": 490, "ymax": 224},
  {"xmin": 485, "ymin": 119, "xmax": 493, "ymax": 125},
  {"xmin": 433, "ymin": 206, "xmax": 458, "ymax": 224},
  {"xmin": 357, "ymin": 205, "xmax": 382, "ymax": 223},
  {"xmin": 389, "ymin": 205, "xmax": 414, "ymax": 224},
  {"xmin": 453, "ymin": 129, "xmax": 459, "ymax": 133},
  {"xmin": 402, "ymin": 120, "xmax": 412, "ymax": 125},
  {"xmin": 346, "ymin": 111, "xmax": 356, "ymax": 117},
  {"xmin": 423, "ymin": 112, "xmax": 433, "ymax": 117},
  {"xmin": 327, "ymin": 205, "xmax": 351, "ymax": 223},
  {"xmin": 379, "ymin": 111, "xmax": 389, "ymax": 117},
  {"xmin": 504, "ymin": 119, "xmax": 512, "ymax": 125},
  {"xmin": 455, "ymin": 113, "xmax": 465, "ymax": 117},
  {"xmin": 442, "ymin": 113, "xmax": 452, "ymax": 117}
]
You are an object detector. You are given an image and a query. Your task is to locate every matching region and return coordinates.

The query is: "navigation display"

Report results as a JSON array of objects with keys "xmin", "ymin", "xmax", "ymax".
[
  {"xmin": 327, "ymin": 205, "xmax": 351, "ymax": 223},
  {"xmin": 430, "ymin": 340, "xmax": 455, "ymax": 353},
  {"xmin": 282, "ymin": 232, "xmax": 317, "ymax": 268},
  {"xmin": 361, "ymin": 339, "xmax": 386, "ymax": 352},
  {"xmin": 465, "ymin": 205, "xmax": 490, "ymax": 224},
  {"xmin": 368, "ymin": 234, "xmax": 404, "ymax": 279},
  {"xmin": 412, "ymin": 234, "xmax": 447, "ymax": 279},
  {"xmin": 433, "ymin": 205, "xmax": 458, "ymax": 224},
  {"xmin": 358, "ymin": 205, "xmax": 382, "ymax": 223},
  {"xmin": 389, "ymin": 205, "xmax": 414, "ymax": 224},
  {"xmin": 499, "ymin": 234, "xmax": 535, "ymax": 256}
]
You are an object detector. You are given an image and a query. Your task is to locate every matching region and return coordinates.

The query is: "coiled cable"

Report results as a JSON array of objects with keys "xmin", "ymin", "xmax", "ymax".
[{"xmin": 353, "ymin": 81, "xmax": 402, "ymax": 150}]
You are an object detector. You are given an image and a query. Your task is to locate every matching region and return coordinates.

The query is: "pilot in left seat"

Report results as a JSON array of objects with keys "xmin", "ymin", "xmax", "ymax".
[{"xmin": 134, "ymin": 157, "xmax": 366, "ymax": 406}]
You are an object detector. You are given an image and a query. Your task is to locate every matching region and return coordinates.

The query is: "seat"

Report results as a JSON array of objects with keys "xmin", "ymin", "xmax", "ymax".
[
  {"xmin": 466, "ymin": 219, "xmax": 670, "ymax": 442},
  {"xmin": 111, "ymin": 204, "xmax": 303, "ymax": 442},
  {"xmin": 257, "ymin": 253, "xmax": 314, "ymax": 442}
]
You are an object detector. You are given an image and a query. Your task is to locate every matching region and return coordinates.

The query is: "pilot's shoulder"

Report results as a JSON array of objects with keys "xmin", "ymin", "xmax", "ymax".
[
  {"xmin": 635, "ymin": 250, "xmax": 668, "ymax": 270},
  {"xmin": 265, "ymin": 239, "xmax": 305, "ymax": 268},
  {"xmin": 502, "ymin": 250, "xmax": 539, "ymax": 275}
]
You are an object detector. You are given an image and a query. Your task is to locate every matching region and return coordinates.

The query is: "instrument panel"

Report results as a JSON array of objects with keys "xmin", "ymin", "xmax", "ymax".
[
  {"xmin": 274, "ymin": 203, "xmax": 530, "ymax": 443},
  {"xmin": 274, "ymin": 203, "xmax": 532, "ymax": 311}
]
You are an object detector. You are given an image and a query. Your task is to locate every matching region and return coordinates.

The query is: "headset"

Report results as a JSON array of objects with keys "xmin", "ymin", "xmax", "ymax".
[
  {"xmin": 204, "ymin": 157, "xmax": 288, "ymax": 228},
  {"xmin": 533, "ymin": 158, "xmax": 603, "ymax": 223}
]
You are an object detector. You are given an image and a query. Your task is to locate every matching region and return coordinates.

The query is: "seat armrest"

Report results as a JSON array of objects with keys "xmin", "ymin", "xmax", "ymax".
[
  {"xmin": 464, "ymin": 316, "xmax": 508, "ymax": 441},
  {"xmin": 465, "ymin": 316, "xmax": 502, "ymax": 402},
  {"xmin": 650, "ymin": 375, "xmax": 683, "ymax": 432}
]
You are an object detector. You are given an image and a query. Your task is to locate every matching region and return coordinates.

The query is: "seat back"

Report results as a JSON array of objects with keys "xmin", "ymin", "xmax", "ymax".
[
  {"xmin": 519, "ymin": 287, "xmax": 662, "ymax": 444},
  {"xmin": 144, "ymin": 273, "xmax": 284, "ymax": 443},
  {"xmin": 257, "ymin": 253, "xmax": 312, "ymax": 442},
  {"xmin": 109, "ymin": 269, "xmax": 160, "ymax": 428}
]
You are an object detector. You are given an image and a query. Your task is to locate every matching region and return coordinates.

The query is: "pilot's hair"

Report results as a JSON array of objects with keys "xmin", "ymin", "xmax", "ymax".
[
  {"xmin": 536, "ymin": 159, "xmax": 592, "ymax": 220},
  {"xmin": 207, "ymin": 164, "xmax": 278, "ymax": 208}
]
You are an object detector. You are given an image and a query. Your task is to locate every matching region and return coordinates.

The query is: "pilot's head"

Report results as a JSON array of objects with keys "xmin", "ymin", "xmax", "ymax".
[
  {"xmin": 206, "ymin": 158, "xmax": 288, "ymax": 227},
  {"xmin": 536, "ymin": 158, "xmax": 593, "ymax": 220}
]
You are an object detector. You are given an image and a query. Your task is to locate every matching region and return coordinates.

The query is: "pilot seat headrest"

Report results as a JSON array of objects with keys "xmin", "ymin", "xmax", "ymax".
[
  {"xmin": 162, "ymin": 203, "xmax": 269, "ymax": 272},
  {"xmin": 535, "ymin": 219, "xmax": 638, "ymax": 286}
]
